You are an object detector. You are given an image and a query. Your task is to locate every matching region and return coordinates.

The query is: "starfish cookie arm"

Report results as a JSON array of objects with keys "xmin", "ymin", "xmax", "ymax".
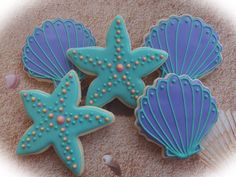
[
  {"xmin": 20, "ymin": 90, "xmax": 50, "ymax": 122},
  {"xmin": 51, "ymin": 70, "xmax": 81, "ymax": 105},
  {"xmin": 131, "ymin": 47, "xmax": 168, "ymax": 77},
  {"xmin": 70, "ymin": 106, "xmax": 115, "ymax": 136},
  {"xmin": 85, "ymin": 77, "xmax": 116, "ymax": 107},
  {"xmin": 16, "ymin": 125, "xmax": 51, "ymax": 155},
  {"xmin": 106, "ymin": 15, "xmax": 131, "ymax": 53},
  {"xmin": 67, "ymin": 47, "xmax": 108, "ymax": 75},
  {"xmin": 53, "ymin": 137, "xmax": 84, "ymax": 175},
  {"xmin": 118, "ymin": 79, "xmax": 145, "ymax": 108}
]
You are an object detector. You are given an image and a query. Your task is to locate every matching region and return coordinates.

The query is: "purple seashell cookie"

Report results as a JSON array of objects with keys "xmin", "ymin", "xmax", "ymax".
[
  {"xmin": 145, "ymin": 15, "xmax": 222, "ymax": 79},
  {"xmin": 22, "ymin": 19, "xmax": 96, "ymax": 86},
  {"xmin": 135, "ymin": 74, "xmax": 218, "ymax": 158}
]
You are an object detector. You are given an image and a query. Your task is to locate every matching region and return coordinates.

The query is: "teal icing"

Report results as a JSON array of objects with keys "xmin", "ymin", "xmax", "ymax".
[
  {"xmin": 16, "ymin": 70, "xmax": 115, "ymax": 175},
  {"xmin": 135, "ymin": 74, "xmax": 218, "ymax": 158},
  {"xmin": 67, "ymin": 15, "xmax": 168, "ymax": 108}
]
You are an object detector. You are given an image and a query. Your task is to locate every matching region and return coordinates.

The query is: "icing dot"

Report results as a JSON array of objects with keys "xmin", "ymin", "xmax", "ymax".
[
  {"xmin": 65, "ymin": 82, "xmax": 70, "ymax": 87},
  {"xmin": 113, "ymin": 74, "xmax": 117, "ymax": 79},
  {"xmin": 95, "ymin": 115, "xmax": 100, "ymax": 120},
  {"xmin": 84, "ymin": 114, "xmax": 89, "ymax": 119},
  {"xmin": 160, "ymin": 55, "xmax": 165, "ymax": 59},
  {"xmin": 89, "ymin": 58, "xmax": 93, "ymax": 62},
  {"xmin": 89, "ymin": 100, "xmax": 94, "ymax": 104},
  {"xmin": 150, "ymin": 55, "xmax": 155, "ymax": 60},
  {"xmin": 79, "ymin": 56, "xmax": 84, "ymax": 60},
  {"xmin": 60, "ymin": 98, "xmax": 64, "ymax": 103},
  {"xmin": 126, "ymin": 64, "xmax": 131, "ymax": 68},
  {"xmin": 72, "ymin": 164, "xmax": 77, "ymax": 169},
  {"xmin": 23, "ymin": 93, "xmax": 28, "ymax": 97},
  {"xmin": 21, "ymin": 144, "xmax": 26, "ymax": 148},
  {"xmin": 97, "ymin": 60, "xmax": 102, "ymax": 65},
  {"xmin": 126, "ymin": 82, "xmax": 130, "ymax": 86},
  {"xmin": 66, "ymin": 118, "xmax": 71, "ymax": 123},
  {"xmin": 142, "ymin": 57, "xmax": 147, "ymax": 61},
  {"xmin": 116, "ymin": 48, "xmax": 121, "ymax": 52},
  {"xmin": 107, "ymin": 63, "xmax": 112, "ymax": 68},
  {"xmin": 63, "ymin": 137, "xmax": 67, "ymax": 141},
  {"xmin": 49, "ymin": 123, "xmax": 54, "ymax": 127},
  {"xmin": 116, "ymin": 30, "xmax": 121, "ymax": 34},
  {"xmin": 131, "ymin": 89, "xmax": 136, "ymax": 94},
  {"xmin": 59, "ymin": 107, "xmax": 64, "ymax": 112},
  {"xmin": 104, "ymin": 117, "xmax": 110, "ymax": 122},
  {"xmin": 116, "ymin": 64, "xmax": 124, "ymax": 72},
  {"xmin": 31, "ymin": 97, "xmax": 36, "ymax": 102},
  {"xmin": 48, "ymin": 113, "xmax": 54, "ymax": 118},
  {"xmin": 57, "ymin": 116, "xmax": 65, "ymax": 124},
  {"xmin": 67, "ymin": 156, "xmax": 71, "ymax": 161},
  {"xmin": 116, "ymin": 39, "xmax": 121, "ymax": 43},
  {"xmin": 74, "ymin": 115, "xmax": 79, "ymax": 120},
  {"xmin": 102, "ymin": 89, "xmax": 106, "ymax": 93},
  {"xmin": 32, "ymin": 131, "xmax": 36, "ymax": 136},
  {"xmin": 66, "ymin": 146, "xmax": 70, "ymax": 151},
  {"xmin": 116, "ymin": 19, "xmax": 121, "ymax": 24},
  {"xmin": 94, "ymin": 93, "xmax": 98, "ymax": 98},
  {"xmin": 37, "ymin": 102, "xmax": 42, "ymax": 107},
  {"xmin": 122, "ymin": 75, "xmax": 127, "ymax": 80},
  {"xmin": 135, "ymin": 95, "xmax": 139, "ymax": 99},
  {"xmin": 40, "ymin": 127, "xmax": 45, "ymax": 131},
  {"xmin": 61, "ymin": 127, "xmax": 66, "ymax": 132},
  {"xmin": 42, "ymin": 108, "xmax": 47, "ymax": 113},
  {"xmin": 135, "ymin": 61, "xmax": 139, "ymax": 65},
  {"xmin": 117, "ymin": 55, "xmax": 122, "ymax": 60},
  {"xmin": 108, "ymin": 82, "xmax": 112, "ymax": 87},
  {"xmin": 26, "ymin": 137, "xmax": 31, "ymax": 142},
  {"xmin": 62, "ymin": 89, "xmax": 67, "ymax": 94},
  {"xmin": 72, "ymin": 50, "xmax": 77, "ymax": 54}
]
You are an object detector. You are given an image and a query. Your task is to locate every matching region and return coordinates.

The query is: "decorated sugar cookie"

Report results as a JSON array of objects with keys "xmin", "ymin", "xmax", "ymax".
[
  {"xmin": 135, "ymin": 74, "xmax": 218, "ymax": 158},
  {"xmin": 17, "ymin": 70, "xmax": 115, "ymax": 175},
  {"xmin": 145, "ymin": 15, "xmax": 222, "ymax": 79},
  {"xmin": 67, "ymin": 16, "xmax": 168, "ymax": 108},
  {"xmin": 22, "ymin": 19, "xmax": 96, "ymax": 86}
]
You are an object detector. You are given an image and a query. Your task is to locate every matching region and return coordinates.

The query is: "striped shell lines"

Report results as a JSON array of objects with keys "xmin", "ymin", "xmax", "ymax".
[
  {"xmin": 135, "ymin": 74, "xmax": 218, "ymax": 158},
  {"xmin": 22, "ymin": 19, "xmax": 96, "ymax": 85},
  {"xmin": 145, "ymin": 15, "xmax": 222, "ymax": 79}
]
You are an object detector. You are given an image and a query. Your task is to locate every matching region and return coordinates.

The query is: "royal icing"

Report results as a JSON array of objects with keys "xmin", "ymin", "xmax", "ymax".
[
  {"xmin": 67, "ymin": 16, "xmax": 168, "ymax": 108},
  {"xmin": 145, "ymin": 15, "xmax": 222, "ymax": 79},
  {"xmin": 17, "ymin": 70, "xmax": 115, "ymax": 175},
  {"xmin": 135, "ymin": 74, "xmax": 218, "ymax": 158},
  {"xmin": 22, "ymin": 19, "xmax": 96, "ymax": 86}
]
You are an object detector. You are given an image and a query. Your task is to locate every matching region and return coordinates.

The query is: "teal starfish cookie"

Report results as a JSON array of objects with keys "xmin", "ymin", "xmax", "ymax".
[
  {"xmin": 16, "ymin": 70, "xmax": 115, "ymax": 176},
  {"xmin": 67, "ymin": 15, "xmax": 168, "ymax": 108}
]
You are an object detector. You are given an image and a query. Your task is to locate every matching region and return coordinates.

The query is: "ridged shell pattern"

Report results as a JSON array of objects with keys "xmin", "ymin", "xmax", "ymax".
[
  {"xmin": 135, "ymin": 74, "xmax": 218, "ymax": 158},
  {"xmin": 145, "ymin": 15, "xmax": 222, "ymax": 79},
  {"xmin": 22, "ymin": 19, "xmax": 96, "ymax": 85}
]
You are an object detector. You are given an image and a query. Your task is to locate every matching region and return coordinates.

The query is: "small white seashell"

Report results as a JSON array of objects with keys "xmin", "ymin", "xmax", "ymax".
[
  {"xmin": 102, "ymin": 154, "xmax": 121, "ymax": 176},
  {"xmin": 5, "ymin": 74, "xmax": 20, "ymax": 89}
]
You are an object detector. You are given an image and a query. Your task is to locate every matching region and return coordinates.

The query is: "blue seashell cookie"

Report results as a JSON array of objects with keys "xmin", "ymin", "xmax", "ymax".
[
  {"xmin": 145, "ymin": 15, "xmax": 222, "ymax": 79},
  {"xmin": 67, "ymin": 15, "xmax": 168, "ymax": 108},
  {"xmin": 135, "ymin": 74, "xmax": 218, "ymax": 158},
  {"xmin": 22, "ymin": 19, "xmax": 96, "ymax": 86},
  {"xmin": 17, "ymin": 70, "xmax": 115, "ymax": 175}
]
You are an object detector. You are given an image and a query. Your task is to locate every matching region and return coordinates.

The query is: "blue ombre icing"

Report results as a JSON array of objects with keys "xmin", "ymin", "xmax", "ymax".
[
  {"xmin": 22, "ymin": 19, "xmax": 96, "ymax": 86},
  {"xmin": 145, "ymin": 15, "xmax": 222, "ymax": 79},
  {"xmin": 17, "ymin": 70, "xmax": 115, "ymax": 175},
  {"xmin": 135, "ymin": 74, "xmax": 218, "ymax": 158}
]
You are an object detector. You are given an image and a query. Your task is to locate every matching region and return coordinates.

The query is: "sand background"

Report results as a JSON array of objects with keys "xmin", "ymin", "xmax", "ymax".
[{"xmin": 0, "ymin": 0, "xmax": 235, "ymax": 176}]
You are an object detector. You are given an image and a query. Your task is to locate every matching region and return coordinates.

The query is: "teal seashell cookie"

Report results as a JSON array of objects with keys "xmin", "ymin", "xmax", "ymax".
[
  {"xmin": 16, "ymin": 70, "xmax": 115, "ymax": 176},
  {"xmin": 67, "ymin": 15, "xmax": 168, "ymax": 108}
]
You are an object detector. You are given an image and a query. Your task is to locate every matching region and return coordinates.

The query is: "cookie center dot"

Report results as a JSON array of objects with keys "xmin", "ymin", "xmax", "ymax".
[
  {"xmin": 57, "ymin": 115, "xmax": 65, "ymax": 124},
  {"xmin": 116, "ymin": 64, "xmax": 124, "ymax": 72}
]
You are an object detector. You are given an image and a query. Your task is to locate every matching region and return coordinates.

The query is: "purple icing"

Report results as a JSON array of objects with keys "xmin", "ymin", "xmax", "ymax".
[
  {"xmin": 135, "ymin": 74, "xmax": 218, "ymax": 158},
  {"xmin": 145, "ymin": 15, "xmax": 222, "ymax": 79},
  {"xmin": 22, "ymin": 19, "xmax": 96, "ymax": 85}
]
